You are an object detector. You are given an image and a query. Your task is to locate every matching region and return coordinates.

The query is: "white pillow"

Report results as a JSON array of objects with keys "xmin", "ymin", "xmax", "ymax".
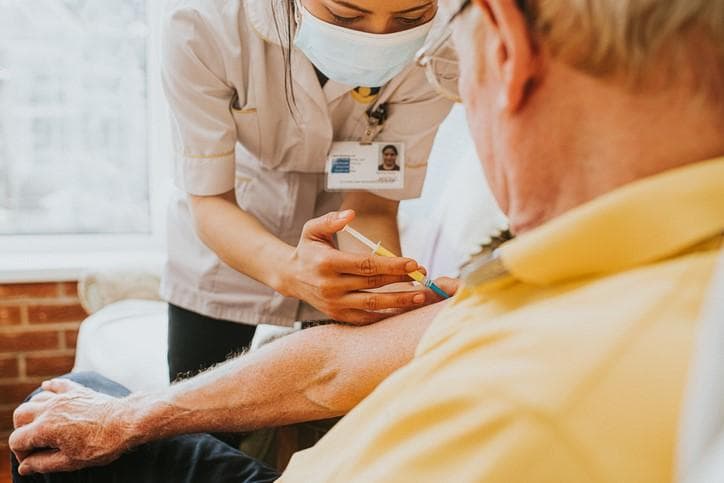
[{"xmin": 73, "ymin": 299, "xmax": 169, "ymax": 392}]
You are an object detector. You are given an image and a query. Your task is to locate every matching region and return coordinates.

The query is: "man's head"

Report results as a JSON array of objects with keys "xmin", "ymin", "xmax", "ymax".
[{"xmin": 446, "ymin": 0, "xmax": 724, "ymax": 233}]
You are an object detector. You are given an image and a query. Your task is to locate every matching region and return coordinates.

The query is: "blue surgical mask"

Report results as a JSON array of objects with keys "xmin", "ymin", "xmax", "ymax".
[{"xmin": 293, "ymin": 3, "xmax": 434, "ymax": 87}]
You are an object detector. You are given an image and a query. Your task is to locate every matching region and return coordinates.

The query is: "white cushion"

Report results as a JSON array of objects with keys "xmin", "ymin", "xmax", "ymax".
[
  {"xmin": 78, "ymin": 265, "xmax": 162, "ymax": 314},
  {"xmin": 73, "ymin": 299, "xmax": 169, "ymax": 392}
]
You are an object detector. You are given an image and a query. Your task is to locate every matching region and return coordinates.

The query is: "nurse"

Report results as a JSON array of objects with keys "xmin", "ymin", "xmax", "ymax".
[{"xmin": 160, "ymin": 0, "xmax": 455, "ymax": 382}]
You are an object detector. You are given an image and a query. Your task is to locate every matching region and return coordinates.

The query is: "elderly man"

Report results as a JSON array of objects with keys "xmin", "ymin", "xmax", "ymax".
[{"xmin": 10, "ymin": 0, "xmax": 724, "ymax": 481}]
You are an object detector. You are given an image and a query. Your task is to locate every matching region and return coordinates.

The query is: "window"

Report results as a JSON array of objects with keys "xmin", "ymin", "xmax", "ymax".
[{"xmin": 0, "ymin": 0, "xmax": 169, "ymax": 274}]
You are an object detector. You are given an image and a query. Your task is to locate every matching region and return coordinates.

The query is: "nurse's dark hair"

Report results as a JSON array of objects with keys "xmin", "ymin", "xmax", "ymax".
[
  {"xmin": 382, "ymin": 145, "xmax": 398, "ymax": 155},
  {"xmin": 271, "ymin": 0, "xmax": 298, "ymax": 115}
]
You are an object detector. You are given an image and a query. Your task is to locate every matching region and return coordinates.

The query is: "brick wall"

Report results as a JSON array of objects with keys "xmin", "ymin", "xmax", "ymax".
[{"xmin": 0, "ymin": 281, "xmax": 86, "ymax": 456}]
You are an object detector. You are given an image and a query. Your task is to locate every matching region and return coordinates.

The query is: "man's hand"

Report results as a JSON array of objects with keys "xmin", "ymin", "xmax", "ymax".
[{"xmin": 10, "ymin": 378, "xmax": 133, "ymax": 476}]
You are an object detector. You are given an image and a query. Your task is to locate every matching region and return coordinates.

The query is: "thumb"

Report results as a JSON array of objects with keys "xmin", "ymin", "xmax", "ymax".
[
  {"xmin": 434, "ymin": 277, "xmax": 461, "ymax": 297},
  {"xmin": 41, "ymin": 378, "xmax": 83, "ymax": 394},
  {"xmin": 302, "ymin": 210, "xmax": 356, "ymax": 241}
]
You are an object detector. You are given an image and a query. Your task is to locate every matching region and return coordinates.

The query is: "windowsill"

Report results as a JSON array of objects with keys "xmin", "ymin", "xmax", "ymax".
[{"xmin": 0, "ymin": 251, "xmax": 166, "ymax": 284}]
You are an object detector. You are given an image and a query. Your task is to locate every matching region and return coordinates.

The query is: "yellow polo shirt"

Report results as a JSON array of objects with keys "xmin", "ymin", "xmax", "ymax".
[{"xmin": 280, "ymin": 157, "xmax": 724, "ymax": 483}]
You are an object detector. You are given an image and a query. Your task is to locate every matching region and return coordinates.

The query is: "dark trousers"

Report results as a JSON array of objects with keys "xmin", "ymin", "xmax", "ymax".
[
  {"xmin": 167, "ymin": 304, "xmax": 257, "ymax": 382},
  {"xmin": 10, "ymin": 372, "xmax": 281, "ymax": 483},
  {"xmin": 167, "ymin": 304, "xmax": 258, "ymax": 448}
]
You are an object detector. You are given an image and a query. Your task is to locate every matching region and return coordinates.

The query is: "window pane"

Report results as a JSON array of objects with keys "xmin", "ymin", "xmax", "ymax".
[{"xmin": 0, "ymin": 0, "xmax": 150, "ymax": 235}]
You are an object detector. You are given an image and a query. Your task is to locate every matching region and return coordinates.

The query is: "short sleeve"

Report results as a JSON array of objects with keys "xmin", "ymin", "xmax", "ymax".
[
  {"xmin": 369, "ymin": 71, "xmax": 454, "ymax": 201},
  {"xmin": 161, "ymin": 3, "xmax": 237, "ymax": 195}
]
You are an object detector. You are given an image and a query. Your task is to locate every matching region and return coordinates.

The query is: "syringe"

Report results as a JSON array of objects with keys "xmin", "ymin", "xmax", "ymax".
[{"xmin": 342, "ymin": 225, "xmax": 450, "ymax": 299}]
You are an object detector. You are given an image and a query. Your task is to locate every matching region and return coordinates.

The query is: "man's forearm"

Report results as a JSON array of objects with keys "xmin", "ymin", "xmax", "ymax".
[{"xmin": 123, "ymin": 301, "xmax": 446, "ymax": 446}]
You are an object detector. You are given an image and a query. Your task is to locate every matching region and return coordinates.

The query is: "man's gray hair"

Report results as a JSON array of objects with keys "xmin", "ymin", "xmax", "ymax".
[{"xmin": 522, "ymin": 0, "xmax": 724, "ymax": 98}]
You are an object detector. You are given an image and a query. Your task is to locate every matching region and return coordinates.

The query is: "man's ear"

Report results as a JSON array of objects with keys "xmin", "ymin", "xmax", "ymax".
[{"xmin": 474, "ymin": 0, "xmax": 537, "ymax": 112}]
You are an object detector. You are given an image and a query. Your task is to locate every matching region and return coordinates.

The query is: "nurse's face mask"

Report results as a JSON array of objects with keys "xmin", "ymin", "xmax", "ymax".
[{"xmin": 293, "ymin": 0, "xmax": 434, "ymax": 87}]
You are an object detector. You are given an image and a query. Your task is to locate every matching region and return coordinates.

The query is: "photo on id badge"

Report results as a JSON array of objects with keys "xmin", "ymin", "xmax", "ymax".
[
  {"xmin": 326, "ymin": 141, "xmax": 405, "ymax": 191},
  {"xmin": 378, "ymin": 144, "xmax": 401, "ymax": 172}
]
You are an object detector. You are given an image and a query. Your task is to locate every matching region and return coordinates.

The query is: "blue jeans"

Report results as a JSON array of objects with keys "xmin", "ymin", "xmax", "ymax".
[{"xmin": 10, "ymin": 372, "xmax": 280, "ymax": 483}]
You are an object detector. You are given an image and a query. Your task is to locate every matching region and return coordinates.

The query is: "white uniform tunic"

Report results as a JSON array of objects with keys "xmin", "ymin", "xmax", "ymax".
[{"xmin": 160, "ymin": 0, "xmax": 454, "ymax": 326}]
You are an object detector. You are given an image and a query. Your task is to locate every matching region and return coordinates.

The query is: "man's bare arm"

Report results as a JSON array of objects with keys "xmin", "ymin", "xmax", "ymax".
[
  {"xmin": 129, "ymin": 299, "xmax": 447, "ymax": 439},
  {"xmin": 10, "ymin": 289, "xmax": 455, "ymax": 475}
]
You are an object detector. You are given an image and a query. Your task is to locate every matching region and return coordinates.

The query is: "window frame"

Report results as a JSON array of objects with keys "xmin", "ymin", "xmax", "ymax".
[{"xmin": 0, "ymin": 0, "xmax": 171, "ymax": 282}]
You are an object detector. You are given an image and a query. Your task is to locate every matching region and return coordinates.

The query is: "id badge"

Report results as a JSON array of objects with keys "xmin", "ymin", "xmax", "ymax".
[{"xmin": 326, "ymin": 141, "xmax": 405, "ymax": 191}]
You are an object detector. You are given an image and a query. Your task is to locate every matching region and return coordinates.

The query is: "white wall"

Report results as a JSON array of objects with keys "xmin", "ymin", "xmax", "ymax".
[{"xmin": 399, "ymin": 104, "xmax": 507, "ymax": 278}]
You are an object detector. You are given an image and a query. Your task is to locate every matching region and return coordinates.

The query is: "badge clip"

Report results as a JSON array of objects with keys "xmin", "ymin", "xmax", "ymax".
[{"xmin": 361, "ymin": 103, "xmax": 388, "ymax": 145}]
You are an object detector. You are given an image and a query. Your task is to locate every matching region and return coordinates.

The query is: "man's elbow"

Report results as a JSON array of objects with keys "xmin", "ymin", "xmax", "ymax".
[
  {"xmin": 301, "ymin": 328, "xmax": 375, "ymax": 414},
  {"xmin": 304, "ymin": 370, "xmax": 369, "ymax": 415}
]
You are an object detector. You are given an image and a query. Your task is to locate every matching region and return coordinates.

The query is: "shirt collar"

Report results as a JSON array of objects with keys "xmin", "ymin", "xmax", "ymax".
[{"xmin": 466, "ymin": 157, "xmax": 724, "ymax": 287}]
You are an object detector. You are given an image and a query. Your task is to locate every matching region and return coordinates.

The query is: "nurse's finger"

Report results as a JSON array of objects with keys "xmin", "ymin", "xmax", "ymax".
[
  {"xmin": 301, "ymin": 210, "xmax": 356, "ymax": 242},
  {"xmin": 337, "ymin": 274, "xmax": 413, "ymax": 291},
  {"xmin": 338, "ymin": 290, "xmax": 427, "ymax": 313},
  {"xmin": 391, "ymin": 278, "xmax": 459, "ymax": 310},
  {"xmin": 330, "ymin": 309, "xmax": 390, "ymax": 325},
  {"xmin": 331, "ymin": 252, "xmax": 420, "ymax": 277}
]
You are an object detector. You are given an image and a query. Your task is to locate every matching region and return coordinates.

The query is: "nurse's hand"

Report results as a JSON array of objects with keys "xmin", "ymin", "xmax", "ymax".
[{"xmin": 279, "ymin": 210, "xmax": 432, "ymax": 324}]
